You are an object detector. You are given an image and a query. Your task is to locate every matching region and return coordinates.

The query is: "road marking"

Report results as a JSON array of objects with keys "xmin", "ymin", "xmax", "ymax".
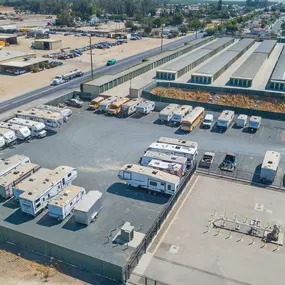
[{"xmin": 255, "ymin": 203, "xmax": 264, "ymax": 212}]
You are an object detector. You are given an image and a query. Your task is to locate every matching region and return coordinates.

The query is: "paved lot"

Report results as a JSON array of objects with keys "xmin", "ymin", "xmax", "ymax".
[{"xmin": 140, "ymin": 176, "xmax": 285, "ymax": 285}]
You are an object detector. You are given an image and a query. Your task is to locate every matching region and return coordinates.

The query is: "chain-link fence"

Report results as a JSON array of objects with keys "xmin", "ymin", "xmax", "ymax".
[{"xmin": 127, "ymin": 272, "xmax": 170, "ymax": 285}]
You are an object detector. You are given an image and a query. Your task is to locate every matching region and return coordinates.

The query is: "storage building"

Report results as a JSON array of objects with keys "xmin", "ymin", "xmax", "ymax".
[
  {"xmin": 0, "ymin": 34, "xmax": 18, "ymax": 45},
  {"xmin": 269, "ymin": 46, "xmax": 285, "ymax": 90},
  {"xmin": 33, "ymin": 39, "xmax": 62, "ymax": 50}
]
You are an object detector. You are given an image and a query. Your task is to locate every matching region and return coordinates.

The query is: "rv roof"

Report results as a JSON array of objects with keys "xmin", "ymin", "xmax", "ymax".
[
  {"xmin": 249, "ymin": 116, "xmax": 262, "ymax": 122},
  {"xmin": 120, "ymin": 164, "xmax": 180, "ymax": 184},
  {"xmin": 0, "ymin": 155, "xmax": 28, "ymax": 173},
  {"xmin": 15, "ymin": 109, "xmax": 62, "ymax": 120},
  {"xmin": 173, "ymin": 105, "xmax": 192, "ymax": 115},
  {"xmin": 157, "ymin": 137, "xmax": 198, "ymax": 149},
  {"xmin": 218, "ymin": 110, "xmax": 235, "ymax": 121},
  {"xmin": 148, "ymin": 159, "xmax": 182, "ymax": 170},
  {"xmin": 48, "ymin": 185, "xmax": 83, "ymax": 208},
  {"xmin": 0, "ymin": 122, "xmax": 27, "ymax": 131},
  {"xmin": 0, "ymin": 163, "xmax": 38, "ymax": 187},
  {"xmin": 144, "ymin": 151, "xmax": 187, "ymax": 164},
  {"xmin": 149, "ymin": 142, "xmax": 197, "ymax": 154},
  {"xmin": 8, "ymin": 117, "xmax": 43, "ymax": 127},
  {"xmin": 0, "ymin": 127, "xmax": 13, "ymax": 135},
  {"xmin": 122, "ymin": 98, "xmax": 141, "ymax": 107},
  {"xmin": 74, "ymin": 190, "xmax": 102, "ymax": 212},
  {"xmin": 262, "ymin": 151, "xmax": 280, "ymax": 170},
  {"xmin": 159, "ymin": 104, "xmax": 179, "ymax": 116}
]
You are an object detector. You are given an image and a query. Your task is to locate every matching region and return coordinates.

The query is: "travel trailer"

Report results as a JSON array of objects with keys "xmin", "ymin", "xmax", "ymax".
[
  {"xmin": 0, "ymin": 155, "xmax": 30, "ymax": 178},
  {"xmin": 136, "ymin": 100, "xmax": 155, "ymax": 115},
  {"xmin": 217, "ymin": 110, "xmax": 235, "ymax": 129},
  {"xmin": 148, "ymin": 159, "xmax": 183, "ymax": 177},
  {"xmin": 0, "ymin": 122, "xmax": 31, "ymax": 140},
  {"xmin": 158, "ymin": 104, "xmax": 179, "ymax": 123},
  {"xmin": 98, "ymin": 97, "xmax": 119, "ymax": 112},
  {"xmin": 171, "ymin": 105, "xmax": 192, "ymax": 124},
  {"xmin": 121, "ymin": 98, "xmax": 142, "ymax": 117},
  {"xmin": 0, "ymin": 128, "xmax": 17, "ymax": 145},
  {"xmin": 260, "ymin": 151, "xmax": 280, "ymax": 183},
  {"xmin": 35, "ymin": 104, "xmax": 72, "ymax": 122},
  {"xmin": 157, "ymin": 137, "xmax": 198, "ymax": 149}
]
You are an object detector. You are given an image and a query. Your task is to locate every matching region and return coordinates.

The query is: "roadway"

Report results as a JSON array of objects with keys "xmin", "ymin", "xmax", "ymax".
[{"xmin": 0, "ymin": 33, "xmax": 203, "ymax": 114}]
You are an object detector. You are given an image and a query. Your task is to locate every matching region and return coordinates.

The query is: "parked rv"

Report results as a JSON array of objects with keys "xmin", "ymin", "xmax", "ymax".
[
  {"xmin": 35, "ymin": 104, "xmax": 72, "ymax": 122},
  {"xmin": 98, "ymin": 96, "xmax": 119, "ymax": 112},
  {"xmin": 148, "ymin": 159, "xmax": 183, "ymax": 177},
  {"xmin": 136, "ymin": 100, "xmax": 155, "ymax": 115},
  {"xmin": 89, "ymin": 97, "xmax": 105, "ymax": 110},
  {"xmin": 0, "ymin": 163, "xmax": 39, "ymax": 199},
  {"xmin": 48, "ymin": 185, "xmax": 86, "ymax": 221},
  {"xmin": 158, "ymin": 104, "xmax": 179, "ymax": 123},
  {"xmin": 217, "ymin": 110, "xmax": 235, "ymax": 129},
  {"xmin": 108, "ymin": 97, "xmax": 129, "ymax": 115},
  {"xmin": 171, "ymin": 105, "xmax": 192, "ymax": 125},
  {"xmin": 7, "ymin": 118, "xmax": 47, "ymax": 138},
  {"xmin": 0, "ymin": 122, "xmax": 31, "ymax": 140},
  {"xmin": 121, "ymin": 98, "xmax": 141, "ymax": 117},
  {"xmin": 0, "ymin": 155, "xmax": 30, "ymax": 178},
  {"xmin": 0, "ymin": 137, "xmax": 5, "ymax": 149},
  {"xmin": 260, "ymin": 151, "xmax": 280, "ymax": 183},
  {"xmin": 0, "ymin": 128, "xmax": 17, "ymax": 145},
  {"xmin": 181, "ymin": 107, "xmax": 205, "ymax": 132},
  {"xmin": 118, "ymin": 164, "xmax": 180, "ymax": 195},
  {"xmin": 157, "ymin": 137, "xmax": 198, "ymax": 149},
  {"xmin": 236, "ymin": 114, "xmax": 248, "ymax": 128},
  {"xmin": 74, "ymin": 190, "xmax": 103, "ymax": 225},
  {"xmin": 248, "ymin": 116, "xmax": 262, "ymax": 131}
]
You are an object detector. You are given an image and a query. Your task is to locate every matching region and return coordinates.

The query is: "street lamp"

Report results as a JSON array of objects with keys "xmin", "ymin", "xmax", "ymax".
[
  {"xmin": 89, "ymin": 35, "xmax": 94, "ymax": 79},
  {"xmin": 161, "ymin": 24, "xmax": 165, "ymax": 52}
]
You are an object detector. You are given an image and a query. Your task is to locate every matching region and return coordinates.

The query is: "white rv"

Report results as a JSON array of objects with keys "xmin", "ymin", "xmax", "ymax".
[
  {"xmin": 260, "ymin": 151, "xmax": 280, "ymax": 183},
  {"xmin": 16, "ymin": 166, "xmax": 77, "ymax": 216},
  {"xmin": 0, "ymin": 136, "xmax": 5, "ymax": 149},
  {"xmin": 248, "ymin": 116, "xmax": 262, "ymax": 131},
  {"xmin": 118, "ymin": 164, "xmax": 180, "ymax": 195},
  {"xmin": 0, "ymin": 155, "xmax": 30, "ymax": 178},
  {"xmin": 147, "ymin": 142, "xmax": 198, "ymax": 164},
  {"xmin": 0, "ymin": 163, "xmax": 39, "ymax": 199},
  {"xmin": 35, "ymin": 104, "xmax": 72, "ymax": 122},
  {"xmin": 15, "ymin": 109, "xmax": 63, "ymax": 129},
  {"xmin": 141, "ymin": 151, "xmax": 187, "ymax": 174},
  {"xmin": 171, "ymin": 105, "xmax": 192, "ymax": 124},
  {"xmin": 148, "ymin": 159, "xmax": 183, "ymax": 177},
  {"xmin": 98, "ymin": 97, "xmax": 119, "ymax": 112},
  {"xmin": 121, "ymin": 98, "xmax": 142, "ymax": 116},
  {"xmin": 157, "ymin": 137, "xmax": 198, "ymax": 149},
  {"xmin": 0, "ymin": 127, "xmax": 17, "ymax": 145},
  {"xmin": 8, "ymin": 118, "xmax": 47, "ymax": 138},
  {"xmin": 136, "ymin": 100, "xmax": 155, "ymax": 115},
  {"xmin": 48, "ymin": 185, "xmax": 86, "ymax": 221},
  {"xmin": 158, "ymin": 104, "xmax": 179, "ymax": 123},
  {"xmin": 217, "ymin": 110, "xmax": 235, "ymax": 129},
  {"xmin": 0, "ymin": 122, "xmax": 31, "ymax": 140}
]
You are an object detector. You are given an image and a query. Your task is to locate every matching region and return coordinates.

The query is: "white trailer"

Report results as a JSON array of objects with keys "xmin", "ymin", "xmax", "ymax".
[
  {"xmin": 147, "ymin": 142, "xmax": 198, "ymax": 164},
  {"xmin": 260, "ymin": 151, "xmax": 280, "ymax": 183},
  {"xmin": 141, "ymin": 151, "xmax": 187, "ymax": 174},
  {"xmin": 157, "ymin": 137, "xmax": 198, "ymax": 149},
  {"xmin": 51, "ymin": 69, "xmax": 84, "ymax": 85},
  {"xmin": 48, "ymin": 185, "xmax": 86, "ymax": 221},
  {"xmin": 0, "ymin": 136, "xmax": 5, "ymax": 149},
  {"xmin": 8, "ymin": 118, "xmax": 47, "ymax": 138},
  {"xmin": 35, "ymin": 104, "xmax": 72, "ymax": 122},
  {"xmin": 136, "ymin": 100, "xmax": 155, "ymax": 115},
  {"xmin": 171, "ymin": 105, "xmax": 192, "ymax": 124},
  {"xmin": 0, "ymin": 163, "xmax": 39, "ymax": 199},
  {"xmin": 74, "ymin": 190, "xmax": 103, "ymax": 225},
  {"xmin": 118, "ymin": 164, "xmax": 180, "ymax": 195},
  {"xmin": 121, "ymin": 98, "xmax": 142, "ymax": 116},
  {"xmin": 0, "ymin": 127, "xmax": 17, "ymax": 145},
  {"xmin": 16, "ymin": 166, "xmax": 77, "ymax": 216},
  {"xmin": 0, "ymin": 155, "xmax": 30, "ymax": 178},
  {"xmin": 15, "ymin": 109, "xmax": 63, "ymax": 129},
  {"xmin": 158, "ymin": 104, "xmax": 179, "ymax": 123},
  {"xmin": 148, "ymin": 159, "xmax": 183, "ymax": 177},
  {"xmin": 0, "ymin": 122, "xmax": 31, "ymax": 140},
  {"xmin": 217, "ymin": 110, "xmax": 235, "ymax": 129},
  {"xmin": 98, "ymin": 97, "xmax": 119, "ymax": 112},
  {"xmin": 236, "ymin": 114, "xmax": 248, "ymax": 128},
  {"xmin": 248, "ymin": 116, "xmax": 262, "ymax": 131}
]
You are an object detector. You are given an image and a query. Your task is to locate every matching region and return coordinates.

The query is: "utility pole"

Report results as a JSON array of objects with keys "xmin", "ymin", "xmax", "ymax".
[
  {"xmin": 89, "ymin": 36, "xmax": 94, "ymax": 79},
  {"xmin": 161, "ymin": 24, "xmax": 165, "ymax": 52}
]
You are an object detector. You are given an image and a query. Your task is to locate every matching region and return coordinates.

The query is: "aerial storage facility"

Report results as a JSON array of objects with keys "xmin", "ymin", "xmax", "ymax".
[{"xmin": 269, "ymin": 46, "xmax": 285, "ymax": 90}]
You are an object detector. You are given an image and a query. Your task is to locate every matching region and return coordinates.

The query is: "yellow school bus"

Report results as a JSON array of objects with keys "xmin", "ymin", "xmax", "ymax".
[
  {"xmin": 108, "ymin": 98, "xmax": 130, "ymax": 115},
  {"xmin": 89, "ymin": 97, "xmax": 105, "ymax": 110},
  {"xmin": 181, "ymin": 107, "xmax": 205, "ymax": 132}
]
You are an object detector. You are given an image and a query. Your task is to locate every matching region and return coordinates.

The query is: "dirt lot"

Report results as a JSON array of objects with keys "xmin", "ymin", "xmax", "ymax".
[
  {"xmin": 152, "ymin": 87, "xmax": 285, "ymax": 113},
  {"xmin": 0, "ymin": 35, "xmax": 178, "ymax": 101},
  {"xmin": 0, "ymin": 6, "xmax": 14, "ymax": 12}
]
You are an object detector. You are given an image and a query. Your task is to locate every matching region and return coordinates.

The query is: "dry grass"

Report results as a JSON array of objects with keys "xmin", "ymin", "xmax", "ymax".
[{"xmin": 152, "ymin": 87, "xmax": 285, "ymax": 113}]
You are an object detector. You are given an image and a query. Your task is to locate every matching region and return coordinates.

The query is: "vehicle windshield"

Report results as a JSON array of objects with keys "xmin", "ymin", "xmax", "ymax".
[
  {"xmin": 225, "ymin": 155, "xmax": 235, "ymax": 162},
  {"xmin": 55, "ymin": 76, "xmax": 61, "ymax": 79},
  {"xmin": 203, "ymin": 119, "xmax": 212, "ymax": 123}
]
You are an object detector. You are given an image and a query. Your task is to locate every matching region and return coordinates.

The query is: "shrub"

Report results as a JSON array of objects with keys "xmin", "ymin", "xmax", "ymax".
[{"xmin": 32, "ymin": 67, "xmax": 40, "ymax": 73}]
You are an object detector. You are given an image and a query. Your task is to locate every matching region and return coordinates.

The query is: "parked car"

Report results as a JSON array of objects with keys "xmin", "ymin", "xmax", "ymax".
[
  {"xmin": 65, "ymin": 98, "xmax": 83, "ymax": 108},
  {"xmin": 107, "ymin": 59, "xmax": 116, "ymax": 66}
]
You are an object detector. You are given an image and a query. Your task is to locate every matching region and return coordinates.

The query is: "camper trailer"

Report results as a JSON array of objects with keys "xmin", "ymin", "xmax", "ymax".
[
  {"xmin": 118, "ymin": 164, "xmax": 180, "ymax": 195},
  {"xmin": 98, "ymin": 97, "xmax": 119, "ymax": 112},
  {"xmin": 121, "ymin": 98, "xmax": 142, "ymax": 117},
  {"xmin": 260, "ymin": 151, "xmax": 280, "ymax": 183},
  {"xmin": 0, "ymin": 155, "xmax": 30, "ymax": 178},
  {"xmin": 7, "ymin": 118, "xmax": 47, "ymax": 138},
  {"xmin": 248, "ymin": 116, "xmax": 262, "ymax": 131},
  {"xmin": 16, "ymin": 166, "xmax": 77, "ymax": 216},
  {"xmin": 157, "ymin": 137, "xmax": 198, "ymax": 149},
  {"xmin": 0, "ymin": 163, "xmax": 39, "ymax": 199},
  {"xmin": 141, "ymin": 151, "xmax": 187, "ymax": 174},
  {"xmin": 171, "ymin": 105, "xmax": 192, "ymax": 124},
  {"xmin": 0, "ymin": 128, "xmax": 17, "ymax": 145},
  {"xmin": 136, "ymin": 100, "xmax": 155, "ymax": 115},
  {"xmin": 48, "ymin": 185, "xmax": 86, "ymax": 221},
  {"xmin": 35, "ymin": 104, "xmax": 72, "ymax": 122},
  {"xmin": 0, "ymin": 137, "xmax": 5, "ymax": 149},
  {"xmin": 148, "ymin": 159, "xmax": 183, "ymax": 177},
  {"xmin": 217, "ymin": 110, "xmax": 235, "ymax": 129},
  {"xmin": 0, "ymin": 122, "xmax": 31, "ymax": 140},
  {"xmin": 158, "ymin": 104, "xmax": 179, "ymax": 123},
  {"xmin": 15, "ymin": 109, "xmax": 63, "ymax": 129}
]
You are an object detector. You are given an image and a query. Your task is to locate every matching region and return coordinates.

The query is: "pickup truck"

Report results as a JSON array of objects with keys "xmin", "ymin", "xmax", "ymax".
[
  {"xmin": 65, "ymin": 98, "xmax": 83, "ymax": 108},
  {"xmin": 199, "ymin": 152, "xmax": 215, "ymax": 168},
  {"xmin": 219, "ymin": 153, "xmax": 237, "ymax": 172}
]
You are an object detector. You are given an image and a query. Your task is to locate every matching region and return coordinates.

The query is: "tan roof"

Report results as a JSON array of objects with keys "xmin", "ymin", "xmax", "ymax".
[
  {"xmin": 34, "ymin": 39, "xmax": 62, "ymax": 43},
  {"xmin": 16, "ymin": 108, "xmax": 62, "ymax": 120},
  {"xmin": 0, "ymin": 57, "xmax": 48, "ymax": 68},
  {"xmin": 0, "ymin": 155, "xmax": 28, "ymax": 173}
]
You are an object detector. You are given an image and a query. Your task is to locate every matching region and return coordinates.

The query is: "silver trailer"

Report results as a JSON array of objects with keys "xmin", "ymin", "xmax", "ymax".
[
  {"xmin": 35, "ymin": 104, "xmax": 72, "ymax": 122},
  {"xmin": 171, "ymin": 105, "xmax": 192, "ymax": 124},
  {"xmin": 136, "ymin": 100, "xmax": 155, "ymax": 115},
  {"xmin": 0, "ymin": 122, "xmax": 31, "ymax": 140},
  {"xmin": 158, "ymin": 104, "xmax": 179, "ymax": 123},
  {"xmin": 73, "ymin": 190, "xmax": 103, "ymax": 225},
  {"xmin": 98, "ymin": 97, "xmax": 119, "ymax": 112},
  {"xmin": 121, "ymin": 98, "xmax": 142, "ymax": 116}
]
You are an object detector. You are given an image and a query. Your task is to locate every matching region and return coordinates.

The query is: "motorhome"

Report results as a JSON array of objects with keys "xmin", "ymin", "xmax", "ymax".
[
  {"xmin": 141, "ymin": 151, "xmax": 187, "ymax": 174},
  {"xmin": 89, "ymin": 97, "xmax": 105, "ymax": 110},
  {"xmin": 121, "ymin": 98, "xmax": 141, "ymax": 117},
  {"xmin": 136, "ymin": 100, "xmax": 155, "ymax": 115},
  {"xmin": 118, "ymin": 164, "xmax": 180, "ymax": 195},
  {"xmin": 15, "ymin": 109, "xmax": 63, "ymax": 129},
  {"xmin": 0, "ymin": 122, "xmax": 31, "ymax": 140},
  {"xmin": 108, "ymin": 97, "xmax": 129, "ymax": 115},
  {"xmin": 217, "ymin": 110, "xmax": 235, "ymax": 129},
  {"xmin": 98, "ymin": 96, "xmax": 119, "ymax": 112},
  {"xmin": 158, "ymin": 104, "xmax": 179, "ymax": 123},
  {"xmin": 181, "ymin": 107, "xmax": 205, "ymax": 132},
  {"xmin": 8, "ymin": 118, "xmax": 47, "ymax": 138},
  {"xmin": 171, "ymin": 105, "xmax": 192, "ymax": 124},
  {"xmin": 35, "ymin": 104, "xmax": 72, "ymax": 122},
  {"xmin": 248, "ymin": 116, "xmax": 262, "ymax": 131},
  {"xmin": 148, "ymin": 159, "xmax": 183, "ymax": 177},
  {"xmin": 147, "ymin": 142, "xmax": 198, "ymax": 164},
  {"xmin": 17, "ymin": 166, "xmax": 77, "ymax": 216},
  {"xmin": 260, "ymin": 151, "xmax": 280, "ymax": 183},
  {"xmin": 157, "ymin": 137, "xmax": 198, "ymax": 149},
  {"xmin": 0, "ymin": 128, "xmax": 17, "ymax": 145},
  {"xmin": 0, "ymin": 163, "xmax": 39, "ymax": 199},
  {"xmin": 48, "ymin": 185, "xmax": 86, "ymax": 221},
  {"xmin": 0, "ymin": 155, "xmax": 30, "ymax": 178}
]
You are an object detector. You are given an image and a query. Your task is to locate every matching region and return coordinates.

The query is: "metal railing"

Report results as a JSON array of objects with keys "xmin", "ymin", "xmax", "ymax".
[{"xmin": 127, "ymin": 272, "xmax": 170, "ymax": 285}]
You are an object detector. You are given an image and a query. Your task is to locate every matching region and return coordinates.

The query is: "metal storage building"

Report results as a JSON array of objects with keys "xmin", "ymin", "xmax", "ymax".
[
  {"xmin": 33, "ymin": 39, "xmax": 62, "ymax": 50},
  {"xmin": 0, "ymin": 34, "xmax": 18, "ymax": 45},
  {"xmin": 269, "ymin": 47, "xmax": 285, "ymax": 90},
  {"xmin": 82, "ymin": 36, "xmax": 214, "ymax": 95},
  {"xmin": 252, "ymin": 39, "xmax": 276, "ymax": 56}
]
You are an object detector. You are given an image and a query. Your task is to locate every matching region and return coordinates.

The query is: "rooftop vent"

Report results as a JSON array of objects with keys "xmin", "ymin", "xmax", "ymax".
[
  {"xmin": 152, "ymin": 170, "xmax": 158, "ymax": 175},
  {"xmin": 29, "ymin": 178, "xmax": 34, "ymax": 181},
  {"xmin": 28, "ymin": 191, "xmax": 33, "ymax": 195}
]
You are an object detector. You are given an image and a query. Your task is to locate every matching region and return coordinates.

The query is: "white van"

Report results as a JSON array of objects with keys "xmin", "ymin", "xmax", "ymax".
[
  {"xmin": 248, "ymin": 116, "xmax": 261, "ymax": 131},
  {"xmin": 236, "ymin": 114, "xmax": 248, "ymax": 128}
]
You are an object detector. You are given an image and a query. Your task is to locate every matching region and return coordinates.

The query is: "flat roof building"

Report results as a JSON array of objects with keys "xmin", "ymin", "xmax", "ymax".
[
  {"xmin": 33, "ymin": 39, "xmax": 62, "ymax": 50},
  {"xmin": 0, "ymin": 50, "xmax": 35, "ymax": 63},
  {"xmin": 0, "ymin": 34, "xmax": 18, "ymax": 45},
  {"xmin": 269, "ymin": 46, "xmax": 285, "ymax": 90}
]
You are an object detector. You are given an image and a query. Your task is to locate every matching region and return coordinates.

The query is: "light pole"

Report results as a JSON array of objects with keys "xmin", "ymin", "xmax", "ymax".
[
  {"xmin": 89, "ymin": 36, "xmax": 94, "ymax": 79},
  {"xmin": 161, "ymin": 24, "xmax": 165, "ymax": 52}
]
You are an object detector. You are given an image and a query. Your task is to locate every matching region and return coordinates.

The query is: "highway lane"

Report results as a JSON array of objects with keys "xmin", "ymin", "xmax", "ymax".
[{"xmin": 0, "ymin": 33, "xmax": 203, "ymax": 113}]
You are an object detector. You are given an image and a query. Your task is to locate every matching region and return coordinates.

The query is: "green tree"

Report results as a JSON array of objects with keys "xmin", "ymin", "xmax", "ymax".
[
  {"xmin": 125, "ymin": 20, "xmax": 134, "ymax": 28},
  {"xmin": 188, "ymin": 19, "xmax": 204, "ymax": 39},
  {"xmin": 144, "ymin": 25, "xmax": 152, "ymax": 34},
  {"xmin": 179, "ymin": 24, "xmax": 188, "ymax": 34},
  {"xmin": 172, "ymin": 12, "xmax": 184, "ymax": 26},
  {"xmin": 153, "ymin": 17, "xmax": 163, "ymax": 28},
  {"xmin": 205, "ymin": 28, "xmax": 217, "ymax": 36}
]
